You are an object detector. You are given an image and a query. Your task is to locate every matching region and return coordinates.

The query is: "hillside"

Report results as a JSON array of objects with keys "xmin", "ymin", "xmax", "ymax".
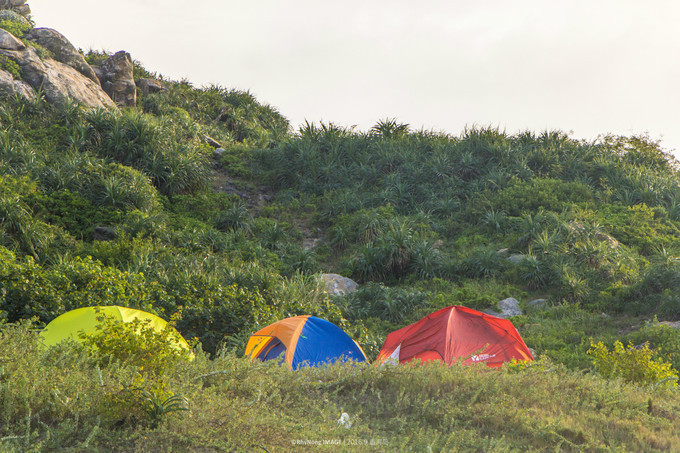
[{"xmin": 1, "ymin": 7, "xmax": 680, "ymax": 451}]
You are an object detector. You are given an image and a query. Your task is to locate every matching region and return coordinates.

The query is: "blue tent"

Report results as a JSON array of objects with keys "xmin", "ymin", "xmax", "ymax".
[{"xmin": 245, "ymin": 315, "xmax": 367, "ymax": 369}]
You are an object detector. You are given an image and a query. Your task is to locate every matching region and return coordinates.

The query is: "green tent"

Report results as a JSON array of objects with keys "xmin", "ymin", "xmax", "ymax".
[{"xmin": 40, "ymin": 306, "xmax": 190, "ymax": 350}]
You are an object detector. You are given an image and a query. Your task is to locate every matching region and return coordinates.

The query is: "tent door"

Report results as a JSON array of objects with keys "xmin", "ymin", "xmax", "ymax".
[{"xmin": 257, "ymin": 338, "xmax": 287, "ymax": 361}]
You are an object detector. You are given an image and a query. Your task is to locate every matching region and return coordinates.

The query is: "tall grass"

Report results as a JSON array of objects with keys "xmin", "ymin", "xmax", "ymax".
[{"xmin": 1, "ymin": 323, "xmax": 678, "ymax": 452}]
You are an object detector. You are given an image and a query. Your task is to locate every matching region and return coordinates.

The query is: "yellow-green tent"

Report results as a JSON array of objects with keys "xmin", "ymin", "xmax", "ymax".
[{"xmin": 40, "ymin": 306, "xmax": 190, "ymax": 350}]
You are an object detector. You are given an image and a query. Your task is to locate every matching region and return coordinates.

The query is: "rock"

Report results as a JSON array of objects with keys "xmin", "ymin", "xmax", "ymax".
[
  {"xmin": 319, "ymin": 273, "xmax": 358, "ymax": 296},
  {"xmin": 40, "ymin": 59, "xmax": 115, "ymax": 108},
  {"xmin": 0, "ymin": 0, "xmax": 30, "ymax": 17},
  {"xmin": 213, "ymin": 148, "xmax": 225, "ymax": 158},
  {"xmin": 12, "ymin": 5, "xmax": 29, "ymax": 16},
  {"xmin": 90, "ymin": 63, "xmax": 103, "ymax": 82},
  {"xmin": 486, "ymin": 298, "xmax": 522, "ymax": 318},
  {"xmin": 0, "ymin": 9, "xmax": 30, "ymax": 25},
  {"xmin": 137, "ymin": 78, "xmax": 165, "ymax": 96},
  {"xmin": 656, "ymin": 321, "xmax": 680, "ymax": 329},
  {"xmin": 0, "ymin": 28, "xmax": 24, "ymax": 50},
  {"xmin": 0, "ymin": 46, "xmax": 115, "ymax": 108},
  {"xmin": 507, "ymin": 254, "xmax": 527, "ymax": 264},
  {"xmin": 528, "ymin": 298, "xmax": 548, "ymax": 309},
  {"xmin": 25, "ymin": 28, "xmax": 99, "ymax": 84},
  {"xmin": 0, "ymin": 67, "xmax": 34, "ymax": 99},
  {"xmin": 93, "ymin": 226, "xmax": 117, "ymax": 241},
  {"xmin": 498, "ymin": 298, "xmax": 523, "ymax": 317},
  {"xmin": 99, "ymin": 51, "xmax": 136, "ymax": 107},
  {"xmin": 204, "ymin": 134, "xmax": 222, "ymax": 148}
]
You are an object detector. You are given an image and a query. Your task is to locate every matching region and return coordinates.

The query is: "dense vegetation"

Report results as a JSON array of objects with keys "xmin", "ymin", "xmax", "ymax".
[{"xmin": 2, "ymin": 51, "xmax": 680, "ymax": 450}]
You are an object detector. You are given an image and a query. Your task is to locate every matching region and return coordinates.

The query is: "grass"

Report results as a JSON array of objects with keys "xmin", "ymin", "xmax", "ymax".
[{"xmin": 1, "ymin": 323, "xmax": 679, "ymax": 452}]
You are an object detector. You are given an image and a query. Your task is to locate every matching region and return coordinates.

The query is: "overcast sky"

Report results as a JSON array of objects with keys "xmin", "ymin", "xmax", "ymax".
[{"xmin": 29, "ymin": 0, "xmax": 680, "ymax": 155}]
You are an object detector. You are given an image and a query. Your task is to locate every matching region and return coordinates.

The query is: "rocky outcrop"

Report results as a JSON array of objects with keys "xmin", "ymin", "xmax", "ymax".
[
  {"xmin": 0, "ymin": 67, "xmax": 34, "ymax": 99},
  {"xmin": 0, "ymin": 28, "xmax": 24, "ymax": 50},
  {"xmin": 40, "ymin": 58, "xmax": 114, "ymax": 108},
  {"xmin": 0, "ymin": 0, "xmax": 30, "ymax": 18},
  {"xmin": 137, "ymin": 78, "xmax": 165, "ymax": 96},
  {"xmin": 25, "ymin": 28, "xmax": 100, "ymax": 85},
  {"xmin": 320, "ymin": 274, "xmax": 359, "ymax": 296},
  {"xmin": 98, "ymin": 51, "xmax": 136, "ymax": 107},
  {"xmin": 0, "ymin": 9, "xmax": 30, "ymax": 25},
  {"xmin": 0, "ymin": 44, "xmax": 115, "ymax": 108}
]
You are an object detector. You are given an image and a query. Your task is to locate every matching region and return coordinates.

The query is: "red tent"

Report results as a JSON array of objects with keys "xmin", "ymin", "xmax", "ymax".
[{"xmin": 376, "ymin": 305, "xmax": 533, "ymax": 367}]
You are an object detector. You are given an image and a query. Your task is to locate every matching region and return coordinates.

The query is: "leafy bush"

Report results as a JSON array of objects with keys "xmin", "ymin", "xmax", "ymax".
[
  {"xmin": 626, "ymin": 321, "xmax": 680, "ymax": 372},
  {"xmin": 491, "ymin": 178, "xmax": 594, "ymax": 216},
  {"xmin": 175, "ymin": 283, "xmax": 274, "ymax": 355},
  {"xmin": 0, "ymin": 14, "xmax": 32, "ymax": 38},
  {"xmin": 79, "ymin": 313, "xmax": 192, "ymax": 375},
  {"xmin": 0, "ymin": 55, "xmax": 21, "ymax": 79},
  {"xmin": 588, "ymin": 340, "xmax": 678, "ymax": 386}
]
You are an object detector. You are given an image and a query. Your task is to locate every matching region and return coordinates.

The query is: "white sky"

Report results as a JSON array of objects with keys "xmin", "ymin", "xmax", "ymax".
[{"xmin": 29, "ymin": 0, "xmax": 680, "ymax": 155}]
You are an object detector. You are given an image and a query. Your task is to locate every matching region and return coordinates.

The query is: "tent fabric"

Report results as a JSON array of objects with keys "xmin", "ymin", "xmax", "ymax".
[
  {"xmin": 40, "ymin": 306, "xmax": 190, "ymax": 350},
  {"xmin": 377, "ymin": 305, "xmax": 533, "ymax": 367},
  {"xmin": 245, "ymin": 315, "xmax": 367, "ymax": 369}
]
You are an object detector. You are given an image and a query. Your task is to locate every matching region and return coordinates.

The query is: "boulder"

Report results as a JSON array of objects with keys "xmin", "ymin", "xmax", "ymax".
[
  {"xmin": 137, "ymin": 77, "xmax": 165, "ymax": 96},
  {"xmin": 0, "ymin": 9, "xmax": 30, "ymax": 26},
  {"xmin": 0, "ymin": 67, "xmax": 34, "ymax": 99},
  {"xmin": 507, "ymin": 254, "xmax": 527, "ymax": 264},
  {"xmin": 527, "ymin": 298, "xmax": 549, "ymax": 310},
  {"xmin": 486, "ymin": 298, "xmax": 522, "ymax": 318},
  {"xmin": 99, "ymin": 50, "xmax": 136, "ymax": 107},
  {"xmin": 213, "ymin": 148, "xmax": 225, "ymax": 158},
  {"xmin": 319, "ymin": 273, "xmax": 359, "ymax": 296},
  {"xmin": 0, "ymin": 0, "xmax": 30, "ymax": 17},
  {"xmin": 40, "ymin": 59, "xmax": 115, "ymax": 108},
  {"xmin": 204, "ymin": 134, "xmax": 222, "ymax": 148},
  {"xmin": 25, "ymin": 28, "xmax": 99, "ymax": 84},
  {"xmin": 0, "ymin": 46, "xmax": 115, "ymax": 108},
  {"xmin": 10, "ymin": 3, "xmax": 28, "ymax": 16},
  {"xmin": 93, "ymin": 226, "xmax": 117, "ymax": 241},
  {"xmin": 0, "ymin": 28, "xmax": 24, "ymax": 50}
]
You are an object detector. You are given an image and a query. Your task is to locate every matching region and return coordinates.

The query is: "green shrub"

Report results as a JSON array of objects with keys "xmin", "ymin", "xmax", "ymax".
[
  {"xmin": 339, "ymin": 282, "xmax": 428, "ymax": 324},
  {"xmin": 0, "ymin": 17, "xmax": 32, "ymax": 38},
  {"xmin": 79, "ymin": 313, "xmax": 193, "ymax": 375},
  {"xmin": 0, "ymin": 55, "xmax": 21, "ymax": 79},
  {"xmin": 588, "ymin": 340, "xmax": 678, "ymax": 386},
  {"xmin": 100, "ymin": 376, "xmax": 188, "ymax": 428},
  {"xmin": 488, "ymin": 178, "xmax": 594, "ymax": 217},
  {"xmin": 626, "ymin": 321, "xmax": 680, "ymax": 372},
  {"xmin": 175, "ymin": 283, "xmax": 274, "ymax": 355}
]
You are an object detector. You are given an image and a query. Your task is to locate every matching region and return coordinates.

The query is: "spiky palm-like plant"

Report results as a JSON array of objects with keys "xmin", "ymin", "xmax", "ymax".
[{"xmin": 215, "ymin": 201, "xmax": 252, "ymax": 234}]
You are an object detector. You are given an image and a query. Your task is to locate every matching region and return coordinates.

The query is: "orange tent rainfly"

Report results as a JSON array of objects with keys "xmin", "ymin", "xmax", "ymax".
[{"xmin": 376, "ymin": 305, "xmax": 533, "ymax": 367}]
